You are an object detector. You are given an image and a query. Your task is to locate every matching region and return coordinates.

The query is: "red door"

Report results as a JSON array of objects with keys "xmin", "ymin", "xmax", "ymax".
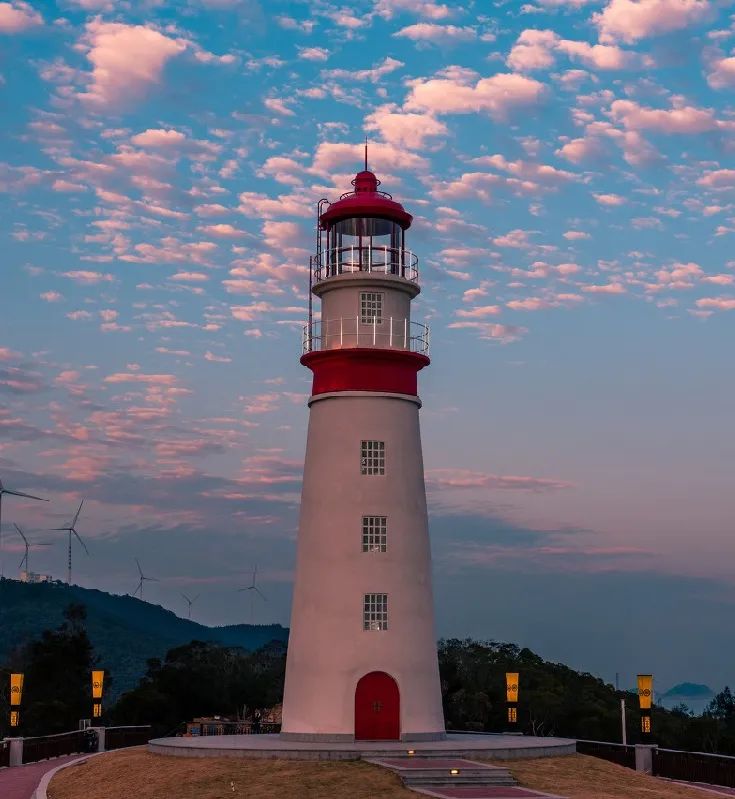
[{"xmin": 355, "ymin": 671, "xmax": 400, "ymax": 740}]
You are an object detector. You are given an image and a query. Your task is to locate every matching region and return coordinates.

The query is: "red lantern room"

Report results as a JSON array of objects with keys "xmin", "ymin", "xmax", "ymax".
[
  {"xmin": 302, "ymin": 154, "xmax": 429, "ymax": 398},
  {"xmin": 316, "ymin": 168, "xmax": 415, "ymax": 280}
]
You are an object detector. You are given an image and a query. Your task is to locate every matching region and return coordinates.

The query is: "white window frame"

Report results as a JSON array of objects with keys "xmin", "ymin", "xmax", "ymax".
[
  {"xmin": 360, "ymin": 291, "xmax": 383, "ymax": 325},
  {"xmin": 363, "ymin": 593, "xmax": 388, "ymax": 631},
  {"xmin": 362, "ymin": 516, "xmax": 387, "ymax": 553},
  {"xmin": 361, "ymin": 440, "xmax": 385, "ymax": 475}
]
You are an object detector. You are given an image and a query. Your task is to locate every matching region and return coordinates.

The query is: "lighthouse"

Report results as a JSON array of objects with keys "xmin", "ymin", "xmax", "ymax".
[{"xmin": 281, "ymin": 159, "xmax": 446, "ymax": 742}]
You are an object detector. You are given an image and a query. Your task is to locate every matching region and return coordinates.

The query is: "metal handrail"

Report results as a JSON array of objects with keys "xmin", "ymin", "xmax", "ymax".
[
  {"xmin": 302, "ymin": 316, "xmax": 429, "ymax": 356},
  {"xmin": 339, "ymin": 188, "xmax": 392, "ymax": 200},
  {"xmin": 314, "ymin": 246, "xmax": 419, "ymax": 283}
]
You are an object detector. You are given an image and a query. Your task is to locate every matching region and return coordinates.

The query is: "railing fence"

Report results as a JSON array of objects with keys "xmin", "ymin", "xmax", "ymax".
[
  {"xmin": 104, "ymin": 725, "xmax": 152, "ymax": 751},
  {"xmin": 21, "ymin": 729, "xmax": 96, "ymax": 764},
  {"xmin": 576, "ymin": 739, "xmax": 636, "ymax": 769},
  {"xmin": 654, "ymin": 748, "xmax": 735, "ymax": 788}
]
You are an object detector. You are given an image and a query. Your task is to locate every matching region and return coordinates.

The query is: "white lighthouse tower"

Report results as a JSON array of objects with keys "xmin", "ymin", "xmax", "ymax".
[{"xmin": 281, "ymin": 160, "xmax": 446, "ymax": 742}]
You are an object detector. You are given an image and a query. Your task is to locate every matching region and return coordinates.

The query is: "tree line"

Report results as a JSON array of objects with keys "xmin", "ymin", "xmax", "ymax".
[{"xmin": 3, "ymin": 604, "xmax": 735, "ymax": 755}]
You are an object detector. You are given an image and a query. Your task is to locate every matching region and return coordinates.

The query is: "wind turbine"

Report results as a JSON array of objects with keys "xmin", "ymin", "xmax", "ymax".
[
  {"xmin": 51, "ymin": 500, "xmax": 89, "ymax": 585},
  {"xmin": 14, "ymin": 523, "xmax": 50, "ymax": 577},
  {"xmin": 238, "ymin": 565, "xmax": 267, "ymax": 623},
  {"xmin": 181, "ymin": 592, "xmax": 200, "ymax": 620},
  {"xmin": 133, "ymin": 558, "xmax": 158, "ymax": 600},
  {"xmin": 0, "ymin": 477, "xmax": 48, "ymax": 579}
]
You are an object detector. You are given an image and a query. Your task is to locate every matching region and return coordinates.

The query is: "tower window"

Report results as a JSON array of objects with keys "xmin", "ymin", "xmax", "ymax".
[
  {"xmin": 361, "ymin": 440, "xmax": 385, "ymax": 475},
  {"xmin": 363, "ymin": 593, "xmax": 388, "ymax": 631},
  {"xmin": 362, "ymin": 516, "xmax": 387, "ymax": 552},
  {"xmin": 360, "ymin": 292, "xmax": 383, "ymax": 324}
]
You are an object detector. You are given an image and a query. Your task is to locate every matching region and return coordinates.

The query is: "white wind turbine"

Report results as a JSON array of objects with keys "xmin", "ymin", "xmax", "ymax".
[
  {"xmin": 0, "ymin": 477, "xmax": 48, "ymax": 579},
  {"xmin": 14, "ymin": 523, "xmax": 51, "ymax": 577},
  {"xmin": 238, "ymin": 565, "xmax": 267, "ymax": 623},
  {"xmin": 134, "ymin": 558, "xmax": 158, "ymax": 600},
  {"xmin": 181, "ymin": 592, "xmax": 200, "ymax": 620},
  {"xmin": 51, "ymin": 500, "xmax": 89, "ymax": 585}
]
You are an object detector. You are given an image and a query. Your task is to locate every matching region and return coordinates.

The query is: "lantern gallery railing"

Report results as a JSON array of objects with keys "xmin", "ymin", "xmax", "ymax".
[
  {"xmin": 313, "ymin": 246, "xmax": 419, "ymax": 283},
  {"xmin": 302, "ymin": 317, "xmax": 430, "ymax": 356}
]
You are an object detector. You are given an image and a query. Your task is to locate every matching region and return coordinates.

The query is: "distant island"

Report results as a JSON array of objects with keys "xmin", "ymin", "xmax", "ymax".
[{"xmin": 663, "ymin": 682, "xmax": 714, "ymax": 699}]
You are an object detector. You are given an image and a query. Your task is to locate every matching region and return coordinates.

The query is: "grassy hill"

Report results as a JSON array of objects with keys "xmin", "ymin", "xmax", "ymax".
[{"xmin": 0, "ymin": 578, "xmax": 288, "ymax": 699}]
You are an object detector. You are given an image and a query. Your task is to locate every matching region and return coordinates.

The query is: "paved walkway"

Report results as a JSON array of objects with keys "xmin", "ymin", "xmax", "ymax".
[{"xmin": 0, "ymin": 755, "xmax": 82, "ymax": 799}]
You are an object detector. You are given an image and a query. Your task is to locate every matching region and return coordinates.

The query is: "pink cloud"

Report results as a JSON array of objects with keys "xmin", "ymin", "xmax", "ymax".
[
  {"xmin": 0, "ymin": 1, "xmax": 42, "ymax": 33},
  {"xmin": 0, "ymin": 347, "xmax": 21, "ymax": 362},
  {"xmin": 593, "ymin": 192, "xmax": 626, "ymax": 206},
  {"xmin": 696, "ymin": 296, "xmax": 735, "ymax": 310},
  {"xmin": 405, "ymin": 72, "xmax": 546, "ymax": 119},
  {"xmin": 609, "ymin": 99, "xmax": 725, "ymax": 133},
  {"xmin": 447, "ymin": 321, "xmax": 527, "ymax": 343},
  {"xmin": 204, "ymin": 351, "xmax": 232, "ymax": 363},
  {"xmin": 104, "ymin": 372, "xmax": 178, "ymax": 385},
  {"xmin": 427, "ymin": 468, "xmax": 573, "ymax": 491},
  {"xmin": 76, "ymin": 21, "xmax": 187, "ymax": 108},
  {"xmin": 198, "ymin": 223, "xmax": 248, "ymax": 238},
  {"xmin": 493, "ymin": 229, "xmax": 535, "ymax": 248},
  {"xmin": 393, "ymin": 23, "xmax": 476, "ymax": 42},
  {"xmin": 171, "ymin": 271, "xmax": 209, "ymax": 282},
  {"xmin": 455, "ymin": 305, "xmax": 502, "ymax": 318},
  {"xmin": 706, "ymin": 51, "xmax": 735, "ymax": 90},
  {"xmin": 364, "ymin": 105, "xmax": 448, "ymax": 150},
  {"xmin": 508, "ymin": 29, "xmax": 634, "ymax": 72},
  {"xmin": 583, "ymin": 282, "xmax": 626, "ymax": 294},
  {"xmin": 61, "ymin": 270, "xmax": 115, "ymax": 284},
  {"xmin": 375, "ymin": 0, "xmax": 452, "ymax": 19},
  {"xmin": 698, "ymin": 170, "xmax": 735, "ymax": 189},
  {"xmin": 322, "ymin": 56, "xmax": 404, "ymax": 82},
  {"xmin": 40, "ymin": 291, "xmax": 63, "ymax": 302},
  {"xmin": 594, "ymin": 0, "xmax": 711, "ymax": 44},
  {"xmin": 311, "ymin": 140, "xmax": 428, "ymax": 175}
]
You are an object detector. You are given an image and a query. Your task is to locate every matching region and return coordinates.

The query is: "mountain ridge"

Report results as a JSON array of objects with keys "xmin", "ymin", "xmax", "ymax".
[{"xmin": 0, "ymin": 578, "xmax": 288, "ymax": 699}]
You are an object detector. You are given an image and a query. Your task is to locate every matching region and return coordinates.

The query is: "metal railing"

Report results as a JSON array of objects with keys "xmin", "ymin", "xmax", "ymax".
[
  {"xmin": 577, "ymin": 739, "xmax": 636, "ymax": 769},
  {"xmin": 187, "ymin": 720, "xmax": 281, "ymax": 736},
  {"xmin": 0, "ymin": 739, "xmax": 9, "ymax": 768},
  {"xmin": 302, "ymin": 316, "xmax": 430, "ymax": 356},
  {"xmin": 314, "ymin": 246, "xmax": 419, "ymax": 283},
  {"xmin": 654, "ymin": 748, "xmax": 735, "ymax": 788},
  {"xmin": 105, "ymin": 725, "xmax": 152, "ymax": 750},
  {"xmin": 21, "ymin": 729, "xmax": 96, "ymax": 764}
]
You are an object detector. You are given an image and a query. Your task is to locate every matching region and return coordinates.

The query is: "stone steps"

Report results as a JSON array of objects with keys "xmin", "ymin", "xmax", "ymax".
[{"xmin": 365, "ymin": 756, "xmax": 567, "ymax": 799}]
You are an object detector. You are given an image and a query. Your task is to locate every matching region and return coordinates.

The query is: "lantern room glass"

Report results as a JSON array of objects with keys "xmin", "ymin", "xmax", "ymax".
[{"xmin": 328, "ymin": 217, "xmax": 405, "ymax": 276}]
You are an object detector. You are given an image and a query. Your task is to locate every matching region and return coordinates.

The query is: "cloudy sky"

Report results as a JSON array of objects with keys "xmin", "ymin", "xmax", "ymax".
[{"xmin": 2, "ymin": 0, "xmax": 734, "ymax": 691}]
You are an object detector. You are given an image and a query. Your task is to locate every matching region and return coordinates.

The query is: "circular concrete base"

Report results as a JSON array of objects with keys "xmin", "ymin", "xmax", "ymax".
[{"xmin": 148, "ymin": 732, "xmax": 575, "ymax": 761}]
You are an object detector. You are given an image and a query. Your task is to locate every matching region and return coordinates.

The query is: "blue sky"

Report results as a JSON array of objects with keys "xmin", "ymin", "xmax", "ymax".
[{"xmin": 1, "ymin": 0, "xmax": 735, "ymax": 691}]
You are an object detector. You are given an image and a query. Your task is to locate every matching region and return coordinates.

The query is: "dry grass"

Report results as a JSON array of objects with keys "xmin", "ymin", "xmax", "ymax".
[
  {"xmin": 497, "ymin": 753, "xmax": 710, "ymax": 799},
  {"xmin": 48, "ymin": 748, "xmax": 412, "ymax": 799},
  {"xmin": 49, "ymin": 749, "xmax": 716, "ymax": 799}
]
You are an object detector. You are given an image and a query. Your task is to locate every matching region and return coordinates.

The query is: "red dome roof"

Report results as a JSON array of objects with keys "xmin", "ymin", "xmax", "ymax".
[{"xmin": 319, "ymin": 170, "xmax": 413, "ymax": 230}]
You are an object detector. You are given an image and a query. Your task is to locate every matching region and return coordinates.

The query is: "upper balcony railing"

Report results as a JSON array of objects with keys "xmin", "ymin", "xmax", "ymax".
[
  {"xmin": 302, "ymin": 316, "xmax": 429, "ymax": 356},
  {"xmin": 314, "ymin": 246, "xmax": 419, "ymax": 284}
]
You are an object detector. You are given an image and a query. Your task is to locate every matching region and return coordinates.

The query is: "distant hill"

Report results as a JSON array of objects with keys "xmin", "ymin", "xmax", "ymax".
[{"xmin": 0, "ymin": 579, "xmax": 288, "ymax": 699}]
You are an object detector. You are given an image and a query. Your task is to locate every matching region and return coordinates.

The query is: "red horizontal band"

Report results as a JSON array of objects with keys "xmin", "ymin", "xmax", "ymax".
[{"xmin": 301, "ymin": 348, "xmax": 430, "ymax": 396}]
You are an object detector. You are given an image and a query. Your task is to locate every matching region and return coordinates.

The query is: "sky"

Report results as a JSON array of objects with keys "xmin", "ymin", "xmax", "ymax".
[{"xmin": 1, "ymin": 0, "xmax": 735, "ymax": 693}]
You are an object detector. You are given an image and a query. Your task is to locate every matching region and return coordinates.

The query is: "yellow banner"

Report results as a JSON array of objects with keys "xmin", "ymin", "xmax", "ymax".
[
  {"xmin": 506, "ymin": 672, "xmax": 519, "ymax": 704},
  {"xmin": 92, "ymin": 670, "xmax": 105, "ymax": 700},
  {"xmin": 10, "ymin": 673, "xmax": 24, "ymax": 706},
  {"xmin": 10, "ymin": 710, "xmax": 20, "ymax": 727},
  {"xmin": 507, "ymin": 706, "xmax": 517, "ymax": 723},
  {"xmin": 93, "ymin": 702, "xmax": 103, "ymax": 718},
  {"xmin": 637, "ymin": 674, "xmax": 653, "ymax": 710}
]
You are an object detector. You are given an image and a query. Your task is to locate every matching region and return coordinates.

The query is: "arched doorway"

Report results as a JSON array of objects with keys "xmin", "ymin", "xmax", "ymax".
[{"xmin": 355, "ymin": 671, "xmax": 400, "ymax": 740}]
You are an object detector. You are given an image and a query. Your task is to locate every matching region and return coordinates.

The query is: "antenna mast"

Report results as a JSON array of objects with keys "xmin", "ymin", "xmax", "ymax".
[{"xmin": 364, "ymin": 136, "xmax": 368, "ymax": 171}]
